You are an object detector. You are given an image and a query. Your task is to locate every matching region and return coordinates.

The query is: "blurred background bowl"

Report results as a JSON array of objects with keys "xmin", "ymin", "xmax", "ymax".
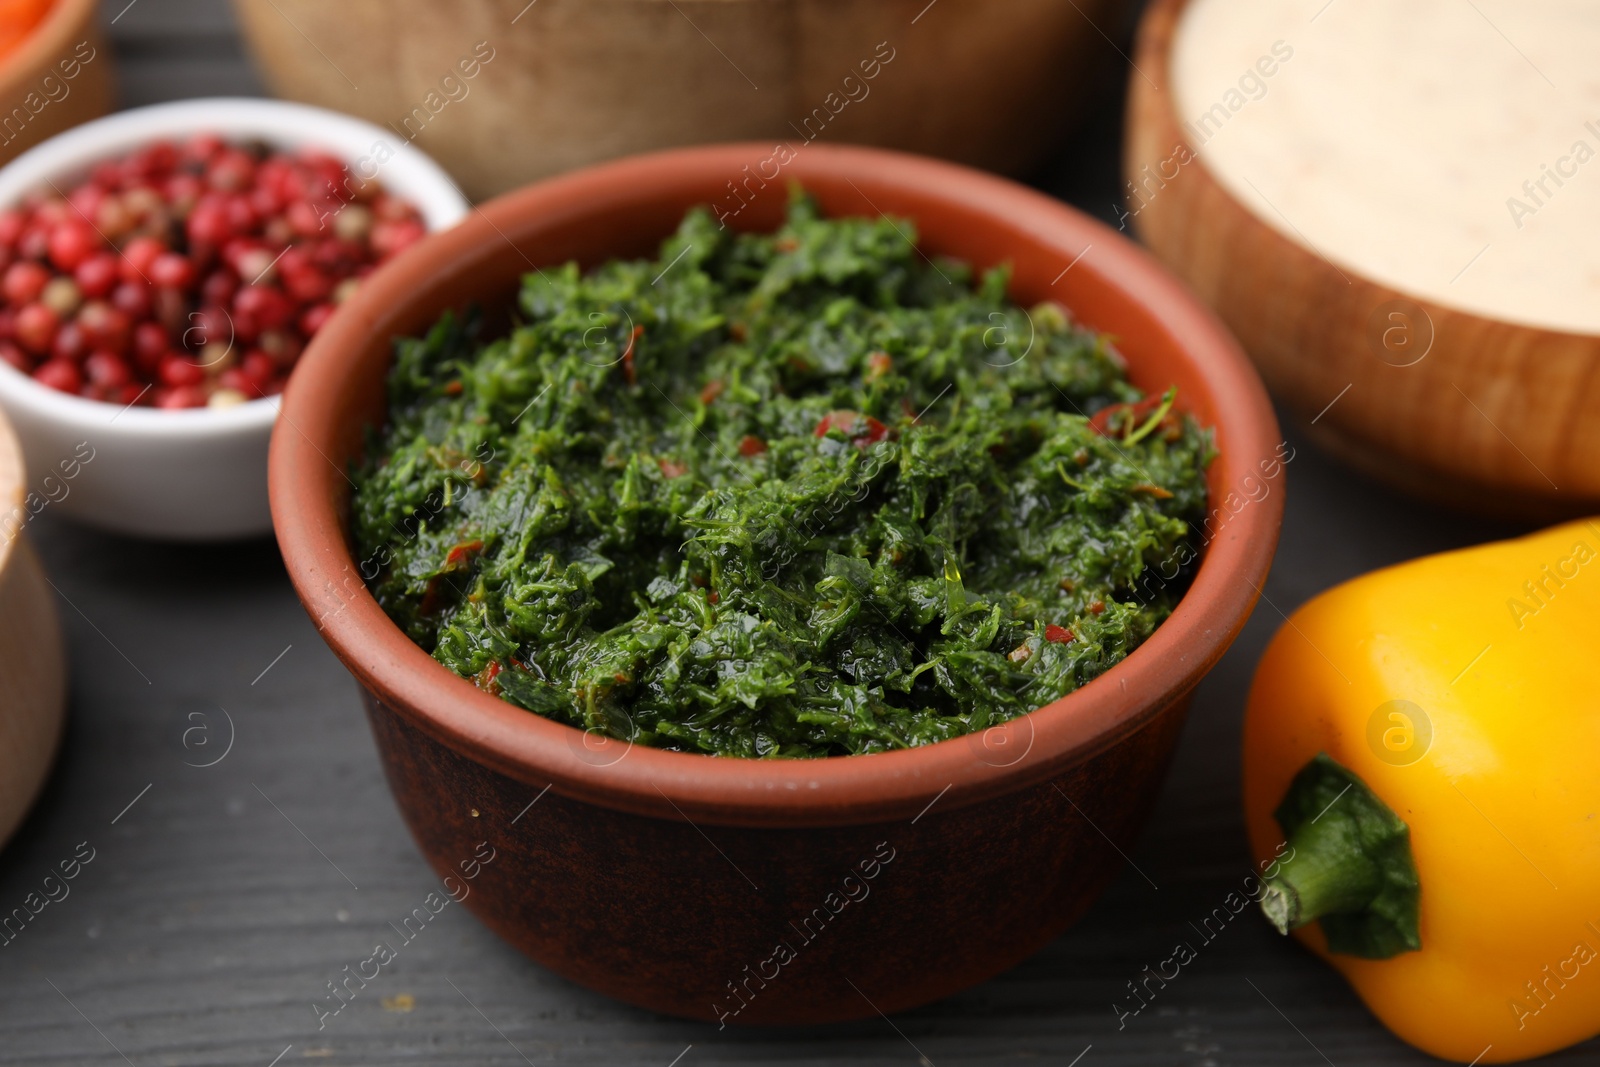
[
  {"xmin": 234, "ymin": 0, "xmax": 1125, "ymax": 201},
  {"xmin": 1124, "ymin": 0, "xmax": 1600, "ymax": 517},
  {"xmin": 0, "ymin": 96, "xmax": 469, "ymax": 540},
  {"xmin": 0, "ymin": 0, "xmax": 112, "ymax": 168},
  {"xmin": 0, "ymin": 401, "xmax": 64, "ymax": 851}
]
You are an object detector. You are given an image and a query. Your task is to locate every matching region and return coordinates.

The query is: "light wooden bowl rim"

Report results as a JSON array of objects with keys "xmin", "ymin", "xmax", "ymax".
[{"xmin": 1142, "ymin": 0, "xmax": 1600, "ymax": 343}]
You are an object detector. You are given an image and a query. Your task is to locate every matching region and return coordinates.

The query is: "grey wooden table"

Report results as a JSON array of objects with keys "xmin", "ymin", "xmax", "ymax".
[{"xmin": 0, "ymin": 2, "xmax": 1586, "ymax": 1064}]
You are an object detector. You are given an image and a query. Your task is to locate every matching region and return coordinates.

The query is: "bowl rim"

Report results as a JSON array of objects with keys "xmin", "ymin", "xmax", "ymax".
[
  {"xmin": 0, "ymin": 96, "xmax": 470, "ymax": 436},
  {"xmin": 271, "ymin": 142, "xmax": 1282, "ymax": 827}
]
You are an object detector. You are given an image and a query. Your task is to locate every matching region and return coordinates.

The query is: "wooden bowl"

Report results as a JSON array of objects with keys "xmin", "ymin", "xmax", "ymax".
[
  {"xmin": 233, "ymin": 0, "xmax": 1122, "ymax": 200},
  {"xmin": 0, "ymin": 0, "xmax": 112, "ymax": 167},
  {"xmin": 0, "ymin": 404, "xmax": 66, "ymax": 850},
  {"xmin": 1124, "ymin": 0, "xmax": 1600, "ymax": 516},
  {"xmin": 270, "ymin": 143, "xmax": 1282, "ymax": 1023}
]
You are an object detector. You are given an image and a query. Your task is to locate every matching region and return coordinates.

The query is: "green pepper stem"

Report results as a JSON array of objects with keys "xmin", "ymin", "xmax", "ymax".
[
  {"xmin": 1257, "ymin": 753, "xmax": 1421, "ymax": 959},
  {"xmin": 1260, "ymin": 814, "xmax": 1382, "ymax": 934}
]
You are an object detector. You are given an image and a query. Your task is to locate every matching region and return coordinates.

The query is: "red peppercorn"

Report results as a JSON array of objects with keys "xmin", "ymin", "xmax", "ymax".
[
  {"xmin": 182, "ymin": 133, "xmax": 224, "ymax": 165},
  {"xmin": 109, "ymin": 280, "xmax": 152, "ymax": 320},
  {"xmin": 0, "ymin": 210, "xmax": 24, "ymax": 249},
  {"xmin": 112, "ymin": 382, "xmax": 147, "ymax": 406},
  {"xmin": 370, "ymin": 218, "xmax": 424, "ymax": 259},
  {"xmin": 151, "ymin": 287, "xmax": 187, "ymax": 338},
  {"xmin": 16, "ymin": 225, "xmax": 48, "ymax": 262},
  {"xmin": 286, "ymin": 199, "xmax": 327, "ymax": 237},
  {"xmin": 32, "ymin": 199, "xmax": 69, "ymax": 226},
  {"xmin": 14, "ymin": 303, "xmax": 58, "ymax": 354},
  {"xmin": 238, "ymin": 349, "xmax": 276, "ymax": 390},
  {"xmin": 148, "ymin": 251, "xmax": 194, "ymax": 290},
  {"xmin": 32, "ymin": 359, "xmax": 81, "ymax": 394},
  {"xmin": 164, "ymin": 173, "xmax": 203, "ymax": 214},
  {"xmin": 224, "ymin": 194, "xmax": 257, "ymax": 235},
  {"xmin": 158, "ymin": 353, "xmax": 205, "ymax": 388},
  {"xmin": 249, "ymin": 181, "xmax": 283, "ymax": 219},
  {"xmin": 51, "ymin": 321, "xmax": 87, "ymax": 363},
  {"xmin": 74, "ymin": 252, "xmax": 120, "ymax": 299},
  {"xmin": 2, "ymin": 260, "xmax": 48, "ymax": 305},
  {"xmin": 127, "ymin": 140, "xmax": 177, "ymax": 181},
  {"xmin": 46, "ymin": 221, "xmax": 98, "ymax": 272},
  {"xmin": 229, "ymin": 305, "xmax": 260, "ymax": 345},
  {"xmin": 206, "ymin": 149, "xmax": 255, "ymax": 193},
  {"xmin": 185, "ymin": 303, "xmax": 232, "ymax": 349},
  {"xmin": 132, "ymin": 319, "xmax": 168, "ymax": 361},
  {"xmin": 67, "ymin": 183, "xmax": 105, "ymax": 219},
  {"xmin": 200, "ymin": 268, "xmax": 238, "ymax": 308},
  {"xmin": 234, "ymin": 284, "xmax": 292, "ymax": 331},
  {"xmin": 0, "ymin": 340, "xmax": 29, "ymax": 373},
  {"xmin": 185, "ymin": 200, "xmax": 232, "ymax": 247},
  {"xmin": 299, "ymin": 302, "xmax": 335, "ymax": 336},
  {"xmin": 78, "ymin": 301, "xmax": 130, "ymax": 355},
  {"xmin": 120, "ymin": 235, "xmax": 166, "ymax": 282},
  {"xmin": 155, "ymin": 385, "xmax": 207, "ymax": 409},
  {"xmin": 216, "ymin": 366, "xmax": 257, "ymax": 397},
  {"xmin": 84, "ymin": 350, "xmax": 131, "ymax": 389}
]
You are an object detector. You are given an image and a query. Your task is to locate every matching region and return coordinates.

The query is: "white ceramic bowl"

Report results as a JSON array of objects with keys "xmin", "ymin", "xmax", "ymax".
[{"xmin": 0, "ymin": 98, "xmax": 470, "ymax": 540}]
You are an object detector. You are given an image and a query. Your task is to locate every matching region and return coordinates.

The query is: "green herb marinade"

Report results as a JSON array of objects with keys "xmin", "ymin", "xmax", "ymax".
[{"xmin": 351, "ymin": 193, "xmax": 1214, "ymax": 758}]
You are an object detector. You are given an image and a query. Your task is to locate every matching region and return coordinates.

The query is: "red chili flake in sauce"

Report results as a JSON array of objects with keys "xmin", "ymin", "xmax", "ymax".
[
  {"xmin": 658, "ymin": 458, "xmax": 688, "ymax": 479},
  {"xmin": 699, "ymin": 378, "xmax": 724, "ymax": 405},
  {"xmin": 708, "ymin": 590, "xmax": 720, "ymax": 604},
  {"xmin": 814, "ymin": 410, "xmax": 888, "ymax": 449},
  {"xmin": 1045, "ymin": 624, "xmax": 1074, "ymax": 644},
  {"xmin": 1090, "ymin": 394, "xmax": 1172, "ymax": 438},
  {"xmin": 738, "ymin": 434, "xmax": 767, "ymax": 456},
  {"xmin": 620, "ymin": 323, "xmax": 644, "ymax": 385},
  {"xmin": 475, "ymin": 660, "xmax": 502, "ymax": 691},
  {"xmin": 865, "ymin": 351, "xmax": 893, "ymax": 380},
  {"xmin": 444, "ymin": 539, "xmax": 483, "ymax": 569},
  {"xmin": 1088, "ymin": 600, "xmax": 1105, "ymax": 615}
]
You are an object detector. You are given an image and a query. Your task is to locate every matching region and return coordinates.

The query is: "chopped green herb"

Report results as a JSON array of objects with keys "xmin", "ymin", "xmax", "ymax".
[{"xmin": 351, "ymin": 192, "xmax": 1214, "ymax": 758}]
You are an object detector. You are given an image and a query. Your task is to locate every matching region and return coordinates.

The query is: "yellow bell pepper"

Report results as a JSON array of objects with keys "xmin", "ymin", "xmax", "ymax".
[{"xmin": 1243, "ymin": 518, "xmax": 1600, "ymax": 1064}]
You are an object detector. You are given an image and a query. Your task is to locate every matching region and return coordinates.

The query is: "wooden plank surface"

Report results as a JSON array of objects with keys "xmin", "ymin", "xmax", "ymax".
[{"xmin": 0, "ymin": 1, "xmax": 1589, "ymax": 1064}]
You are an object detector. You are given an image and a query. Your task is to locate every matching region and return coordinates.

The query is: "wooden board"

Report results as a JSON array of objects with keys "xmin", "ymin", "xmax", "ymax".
[{"xmin": 0, "ymin": 2, "xmax": 1592, "ymax": 1064}]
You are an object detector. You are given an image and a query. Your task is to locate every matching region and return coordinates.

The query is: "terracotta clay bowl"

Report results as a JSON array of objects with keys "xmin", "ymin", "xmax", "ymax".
[{"xmin": 270, "ymin": 143, "xmax": 1282, "ymax": 1025}]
